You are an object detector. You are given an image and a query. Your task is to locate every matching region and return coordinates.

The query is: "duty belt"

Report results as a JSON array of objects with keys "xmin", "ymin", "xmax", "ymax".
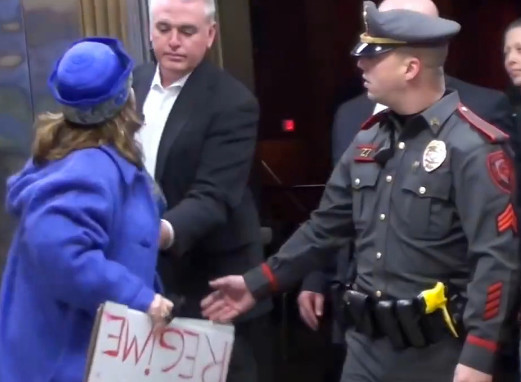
[{"xmin": 343, "ymin": 282, "xmax": 465, "ymax": 350}]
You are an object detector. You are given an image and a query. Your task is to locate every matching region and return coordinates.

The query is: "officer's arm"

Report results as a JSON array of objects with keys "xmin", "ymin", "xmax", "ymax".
[
  {"xmin": 244, "ymin": 145, "xmax": 357, "ymax": 300},
  {"xmin": 452, "ymin": 143, "xmax": 520, "ymax": 375}
]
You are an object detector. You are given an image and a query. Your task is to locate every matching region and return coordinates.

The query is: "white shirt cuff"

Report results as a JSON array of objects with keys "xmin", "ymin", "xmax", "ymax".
[{"xmin": 161, "ymin": 219, "xmax": 175, "ymax": 249}]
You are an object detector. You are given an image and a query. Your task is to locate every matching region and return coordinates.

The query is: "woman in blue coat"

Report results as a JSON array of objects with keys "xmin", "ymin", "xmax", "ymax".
[{"xmin": 0, "ymin": 37, "xmax": 174, "ymax": 381}]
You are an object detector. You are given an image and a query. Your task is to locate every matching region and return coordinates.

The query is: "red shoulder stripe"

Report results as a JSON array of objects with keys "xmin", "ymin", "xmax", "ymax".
[
  {"xmin": 361, "ymin": 110, "xmax": 388, "ymax": 130},
  {"xmin": 457, "ymin": 103, "xmax": 509, "ymax": 143}
]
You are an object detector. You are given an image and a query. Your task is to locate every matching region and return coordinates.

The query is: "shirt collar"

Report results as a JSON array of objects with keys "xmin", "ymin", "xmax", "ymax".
[
  {"xmin": 151, "ymin": 66, "xmax": 191, "ymax": 91},
  {"xmin": 380, "ymin": 90, "xmax": 460, "ymax": 136},
  {"xmin": 419, "ymin": 90, "xmax": 460, "ymax": 135}
]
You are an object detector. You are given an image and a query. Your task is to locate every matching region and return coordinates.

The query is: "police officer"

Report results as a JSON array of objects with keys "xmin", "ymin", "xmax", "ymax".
[{"xmin": 201, "ymin": 2, "xmax": 521, "ymax": 381}]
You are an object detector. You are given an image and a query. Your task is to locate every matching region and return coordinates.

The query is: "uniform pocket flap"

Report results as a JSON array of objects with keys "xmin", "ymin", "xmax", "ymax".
[
  {"xmin": 401, "ymin": 173, "xmax": 451, "ymax": 200},
  {"xmin": 351, "ymin": 163, "xmax": 380, "ymax": 190}
]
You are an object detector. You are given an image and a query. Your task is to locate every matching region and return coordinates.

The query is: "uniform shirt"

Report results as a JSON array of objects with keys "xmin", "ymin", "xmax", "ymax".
[{"xmin": 245, "ymin": 91, "xmax": 520, "ymax": 374}]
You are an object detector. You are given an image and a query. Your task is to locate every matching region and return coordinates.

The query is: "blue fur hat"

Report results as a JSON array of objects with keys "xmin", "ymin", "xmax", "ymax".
[{"xmin": 48, "ymin": 37, "xmax": 134, "ymax": 125}]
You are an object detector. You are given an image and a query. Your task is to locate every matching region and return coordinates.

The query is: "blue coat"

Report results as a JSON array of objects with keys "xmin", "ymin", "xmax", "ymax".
[{"xmin": 0, "ymin": 146, "xmax": 161, "ymax": 382}]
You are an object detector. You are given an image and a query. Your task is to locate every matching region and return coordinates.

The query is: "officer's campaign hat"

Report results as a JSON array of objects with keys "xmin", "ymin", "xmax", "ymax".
[
  {"xmin": 351, "ymin": 1, "xmax": 461, "ymax": 57},
  {"xmin": 48, "ymin": 37, "xmax": 134, "ymax": 125}
]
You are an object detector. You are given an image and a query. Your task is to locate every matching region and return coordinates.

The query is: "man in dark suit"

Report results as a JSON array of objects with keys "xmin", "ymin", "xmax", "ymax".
[
  {"xmin": 133, "ymin": 0, "xmax": 271, "ymax": 381},
  {"xmin": 297, "ymin": 77, "xmax": 515, "ymax": 382}
]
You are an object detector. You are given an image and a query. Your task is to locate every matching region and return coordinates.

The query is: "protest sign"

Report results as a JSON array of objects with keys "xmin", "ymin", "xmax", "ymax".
[{"xmin": 84, "ymin": 302, "xmax": 234, "ymax": 382}]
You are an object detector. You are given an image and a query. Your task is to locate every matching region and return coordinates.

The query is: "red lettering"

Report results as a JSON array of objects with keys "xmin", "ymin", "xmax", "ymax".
[
  {"xmin": 122, "ymin": 320, "xmax": 155, "ymax": 366},
  {"xmin": 201, "ymin": 335, "xmax": 232, "ymax": 382},
  {"xmin": 102, "ymin": 313, "xmax": 125, "ymax": 358},
  {"xmin": 160, "ymin": 327, "xmax": 185, "ymax": 373},
  {"xmin": 179, "ymin": 330, "xmax": 200, "ymax": 379}
]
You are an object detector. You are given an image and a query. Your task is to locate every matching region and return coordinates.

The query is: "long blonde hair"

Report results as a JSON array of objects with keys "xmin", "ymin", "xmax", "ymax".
[{"xmin": 32, "ymin": 98, "xmax": 143, "ymax": 167}]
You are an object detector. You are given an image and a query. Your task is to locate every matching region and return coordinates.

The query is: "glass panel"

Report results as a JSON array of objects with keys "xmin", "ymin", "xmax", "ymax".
[{"xmin": 0, "ymin": 0, "xmax": 33, "ymax": 272}]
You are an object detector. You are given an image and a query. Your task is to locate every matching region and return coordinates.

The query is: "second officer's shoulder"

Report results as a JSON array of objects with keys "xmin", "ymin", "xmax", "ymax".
[{"xmin": 448, "ymin": 103, "xmax": 509, "ymax": 151}]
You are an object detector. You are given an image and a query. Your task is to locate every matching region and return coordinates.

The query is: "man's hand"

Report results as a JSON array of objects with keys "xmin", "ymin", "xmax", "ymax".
[
  {"xmin": 201, "ymin": 276, "xmax": 256, "ymax": 323},
  {"xmin": 159, "ymin": 220, "xmax": 173, "ymax": 250},
  {"xmin": 297, "ymin": 291, "xmax": 324, "ymax": 331},
  {"xmin": 453, "ymin": 364, "xmax": 492, "ymax": 382}
]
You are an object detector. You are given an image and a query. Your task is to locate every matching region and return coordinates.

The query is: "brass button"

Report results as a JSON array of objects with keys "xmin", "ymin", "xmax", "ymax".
[
  {"xmin": 398, "ymin": 142, "xmax": 405, "ymax": 150},
  {"xmin": 376, "ymin": 252, "xmax": 382, "ymax": 259},
  {"xmin": 419, "ymin": 186, "xmax": 426, "ymax": 195},
  {"xmin": 379, "ymin": 214, "xmax": 386, "ymax": 221},
  {"xmin": 386, "ymin": 175, "xmax": 392, "ymax": 183},
  {"xmin": 375, "ymin": 290, "xmax": 382, "ymax": 298}
]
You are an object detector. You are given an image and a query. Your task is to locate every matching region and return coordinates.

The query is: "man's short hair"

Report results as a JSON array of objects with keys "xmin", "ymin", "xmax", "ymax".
[
  {"xmin": 149, "ymin": 0, "xmax": 216, "ymax": 26},
  {"xmin": 396, "ymin": 44, "xmax": 449, "ymax": 69}
]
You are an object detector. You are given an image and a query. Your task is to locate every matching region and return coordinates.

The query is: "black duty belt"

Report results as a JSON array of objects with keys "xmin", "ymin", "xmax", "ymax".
[{"xmin": 342, "ymin": 282, "xmax": 465, "ymax": 350}]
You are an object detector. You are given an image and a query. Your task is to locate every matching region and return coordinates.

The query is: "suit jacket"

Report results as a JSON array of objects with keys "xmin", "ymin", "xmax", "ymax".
[
  {"xmin": 303, "ymin": 76, "xmax": 515, "ymax": 295},
  {"xmin": 133, "ymin": 60, "xmax": 269, "ymax": 319}
]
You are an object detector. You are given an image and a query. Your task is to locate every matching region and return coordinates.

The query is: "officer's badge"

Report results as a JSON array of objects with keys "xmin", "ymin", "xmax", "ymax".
[{"xmin": 422, "ymin": 140, "xmax": 446, "ymax": 172}]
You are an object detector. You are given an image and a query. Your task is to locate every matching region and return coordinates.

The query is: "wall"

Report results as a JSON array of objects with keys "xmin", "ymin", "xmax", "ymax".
[{"xmin": 0, "ymin": 0, "xmax": 83, "ymax": 270}]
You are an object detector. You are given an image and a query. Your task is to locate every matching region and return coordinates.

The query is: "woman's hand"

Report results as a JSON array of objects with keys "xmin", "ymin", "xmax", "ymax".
[{"xmin": 147, "ymin": 294, "xmax": 174, "ymax": 334}]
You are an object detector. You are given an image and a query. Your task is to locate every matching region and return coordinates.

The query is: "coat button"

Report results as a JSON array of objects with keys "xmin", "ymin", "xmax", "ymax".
[
  {"xmin": 398, "ymin": 142, "xmax": 405, "ymax": 150},
  {"xmin": 419, "ymin": 186, "xmax": 426, "ymax": 194},
  {"xmin": 379, "ymin": 214, "xmax": 386, "ymax": 221},
  {"xmin": 354, "ymin": 178, "xmax": 361, "ymax": 186},
  {"xmin": 375, "ymin": 290, "xmax": 382, "ymax": 298},
  {"xmin": 386, "ymin": 175, "xmax": 392, "ymax": 183},
  {"xmin": 376, "ymin": 252, "xmax": 382, "ymax": 259}
]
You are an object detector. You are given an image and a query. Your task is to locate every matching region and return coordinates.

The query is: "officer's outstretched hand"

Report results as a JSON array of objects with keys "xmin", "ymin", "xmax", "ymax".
[
  {"xmin": 453, "ymin": 364, "xmax": 492, "ymax": 382},
  {"xmin": 297, "ymin": 291, "xmax": 324, "ymax": 331},
  {"xmin": 201, "ymin": 276, "xmax": 256, "ymax": 323}
]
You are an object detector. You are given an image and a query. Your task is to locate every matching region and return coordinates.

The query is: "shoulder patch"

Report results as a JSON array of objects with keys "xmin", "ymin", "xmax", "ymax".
[
  {"xmin": 361, "ymin": 110, "xmax": 388, "ymax": 130},
  {"xmin": 487, "ymin": 150, "xmax": 515, "ymax": 194},
  {"xmin": 457, "ymin": 103, "xmax": 509, "ymax": 143}
]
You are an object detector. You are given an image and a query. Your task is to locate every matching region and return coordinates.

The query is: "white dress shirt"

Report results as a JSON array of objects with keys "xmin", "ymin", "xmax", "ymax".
[
  {"xmin": 136, "ymin": 67, "xmax": 191, "ymax": 249},
  {"xmin": 136, "ymin": 67, "xmax": 191, "ymax": 177},
  {"xmin": 374, "ymin": 102, "xmax": 388, "ymax": 115}
]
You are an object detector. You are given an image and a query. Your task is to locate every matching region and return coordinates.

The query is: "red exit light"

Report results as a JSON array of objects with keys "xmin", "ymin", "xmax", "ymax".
[{"xmin": 282, "ymin": 119, "xmax": 295, "ymax": 132}]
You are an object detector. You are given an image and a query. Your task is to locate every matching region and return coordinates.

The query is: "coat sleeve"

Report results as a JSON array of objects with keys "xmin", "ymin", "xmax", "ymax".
[
  {"xmin": 480, "ymin": 93, "xmax": 515, "ymax": 136},
  {"xmin": 452, "ymin": 142, "xmax": 520, "ymax": 374},
  {"xmin": 244, "ymin": 145, "xmax": 357, "ymax": 299},
  {"xmin": 23, "ymin": 154, "xmax": 155, "ymax": 315},
  {"xmin": 164, "ymin": 96, "xmax": 259, "ymax": 257}
]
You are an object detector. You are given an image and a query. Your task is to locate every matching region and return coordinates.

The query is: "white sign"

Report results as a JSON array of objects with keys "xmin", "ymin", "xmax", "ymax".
[{"xmin": 84, "ymin": 302, "xmax": 235, "ymax": 382}]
